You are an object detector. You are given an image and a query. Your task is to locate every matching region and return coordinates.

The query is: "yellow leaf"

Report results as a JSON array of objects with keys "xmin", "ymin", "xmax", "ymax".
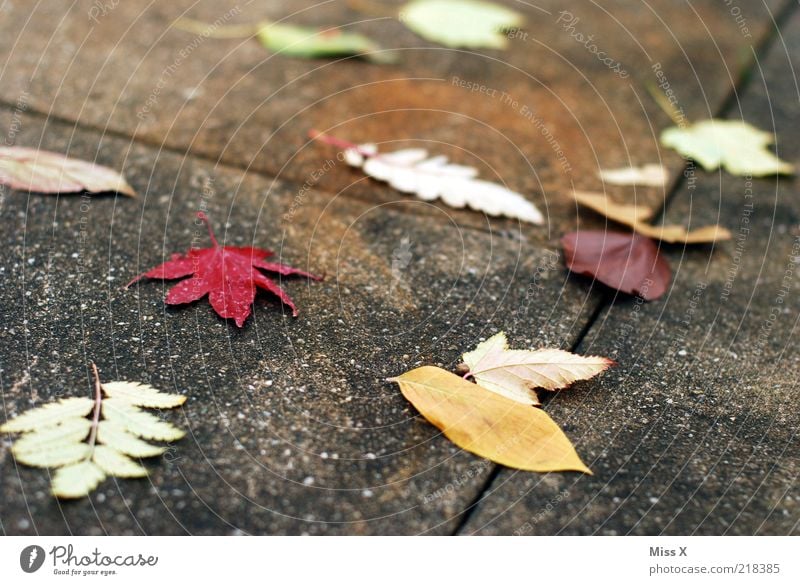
[
  {"xmin": 573, "ymin": 190, "xmax": 731, "ymax": 244},
  {"xmin": 391, "ymin": 366, "xmax": 591, "ymax": 473}
]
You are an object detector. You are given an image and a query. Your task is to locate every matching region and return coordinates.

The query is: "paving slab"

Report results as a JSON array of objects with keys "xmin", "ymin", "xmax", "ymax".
[
  {"xmin": 0, "ymin": 0, "xmax": 795, "ymax": 537},
  {"xmin": 0, "ymin": 108, "xmax": 599, "ymax": 535},
  {"xmin": 459, "ymin": 8, "xmax": 800, "ymax": 536},
  {"xmin": 0, "ymin": 0, "xmax": 787, "ymax": 235}
]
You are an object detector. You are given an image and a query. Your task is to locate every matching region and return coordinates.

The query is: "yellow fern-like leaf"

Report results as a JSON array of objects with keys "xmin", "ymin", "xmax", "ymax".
[
  {"xmin": 2, "ymin": 365, "xmax": 186, "ymax": 499},
  {"xmin": 51, "ymin": 461, "xmax": 106, "ymax": 499},
  {"xmin": 97, "ymin": 421, "xmax": 165, "ymax": 457},
  {"xmin": 0, "ymin": 397, "xmax": 93, "ymax": 433},
  {"xmin": 92, "ymin": 445, "xmax": 148, "ymax": 477},
  {"xmin": 13, "ymin": 443, "xmax": 91, "ymax": 468},
  {"xmin": 102, "ymin": 381, "xmax": 186, "ymax": 408},
  {"xmin": 12, "ymin": 418, "xmax": 92, "ymax": 453},
  {"xmin": 102, "ymin": 399, "xmax": 185, "ymax": 441}
]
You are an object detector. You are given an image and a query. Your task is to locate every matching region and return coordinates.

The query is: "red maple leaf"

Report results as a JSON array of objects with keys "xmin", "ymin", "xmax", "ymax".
[
  {"xmin": 126, "ymin": 213, "xmax": 321, "ymax": 326},
  {"xmin": 561, "ymin": 230, "xmax": 671, "ymax": 301}
]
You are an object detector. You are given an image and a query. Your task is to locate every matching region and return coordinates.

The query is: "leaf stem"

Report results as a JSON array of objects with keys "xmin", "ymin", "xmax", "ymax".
[
  {"xmin": 346, "ymin": 0, "xmax": 400, "ymax": 18},
  {"xmin": 196, "ymin": 212, "xmax": 219, "ymax": 248},
  {"xmin": 87, "ymin": 362, "xmax": 103, "ymax": 451},
  {"xmin": 645, "ymin": 81, "xmax": 688, "ymax": 127},
  {"xmin": 308, "ymin": 129, "xmax": 372, "ymax": 156}
]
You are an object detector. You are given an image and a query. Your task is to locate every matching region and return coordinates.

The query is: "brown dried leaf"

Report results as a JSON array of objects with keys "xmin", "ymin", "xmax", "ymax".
[{"xmin": 573, "ymin": 190, "xmax": 731, "ymax": 244}]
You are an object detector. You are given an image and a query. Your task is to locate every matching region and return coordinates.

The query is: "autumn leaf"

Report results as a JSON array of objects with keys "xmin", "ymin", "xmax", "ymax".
[
  {"xmin": 174, "ymin": 17, "xmax": 391, "ymax": 63},
  {"xmin": 258, "ymin": 22, "xmax": 394, "ymax": 63},
  {"xmin": 661, "ymin": 120, "xmax": 794, "ymax": 176},
  {"xmin": 0, "ymin": 364, "xmax": 185, "ymax": 499},
  {"xmin": 574, "ymin": 190, "xmax": 656, "ymax": 224},
  {"xmin": 598, "ymin": 164, "xmax": 668, "ymax": 187},
  {"xmin": 573, "ymin": 190, "xmax": 731, "ymax": 244},
  {"xmin": 0, "ymin": 147, "xmax": 135, "ymax": 196},
  {"xmin": 390, "ymin": 366, "xmax": 591, "ymax": 473},
  {"xmin": 462, "ymin": 332, "xmax": 613, "ymax": 406},
  {"xmin": 126, "ymin": 212, "xmax": 321, "ymax": 327},
  {"xmin": 311, "ymin": 131, "xmax": 543, "ymax": 224},
  {"xmin": 562, "ymin": 230, "xmax": 671, "ymax": 300},
  {"xmin": 400, "ymin": 0, "xmax": 524, "ymax": 49}
]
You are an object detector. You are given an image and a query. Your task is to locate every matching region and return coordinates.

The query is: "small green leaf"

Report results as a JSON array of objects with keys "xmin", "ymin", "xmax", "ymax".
[
  {"xmin": 51, "ymin": 461, "xmax": 106, "ymax": 499},
  {"xmin": 102, "ymin": 381, "xmax": 186, "ymax": 408},
  {"xmin": 257, "ymin": 22, "xmax": 393, "ymax": 63},
  {"xmin": 92, "ymin": 445, "xmax": 148, "ymax": 478},
  {"xmin": 0, "ymin": 397, "xmax": 93, "ymax": 433},
  {"xmin": 661, "ymin": 120, "xmax": 794, "ymax": 176},
  {"xmin": 97, "ymin": 421, "xmax": 165, "ymax": 457},
  {"xmin": 400, "ymin": 0, "xmax": 524, "ymax": 49}
]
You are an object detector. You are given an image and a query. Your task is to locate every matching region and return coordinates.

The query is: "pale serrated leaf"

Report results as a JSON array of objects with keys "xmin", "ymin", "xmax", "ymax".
[
  {"xmin": 14, "ymin": 443, "xmax": 91, "ymax": 468},
  {"xmin": 661, "ymin": 120, "xmax": 794, "ymax": 176},
  {"xmin": 102, "ymin": 381, "xmax": 186, "ymax": 408},
  {"xmin": 598, "ymin": 164, "xmax": 668, "ymax": 187},
  {"xmin": 102, "ymin": 399, "xmax": 185, "ymax": 441},
  {"xmin": 92, "ymin": 445, "xmax": 147, "ymax": 477},
  {"xmin": 391, "ymin": 366, "xmax": 591, "ymax": 473},
  {"xmin": 51, "ymin": 461, "xmax": 106, "ymax": 499},
  {"xmin": 13, "ymin": 418, "xmax": 92, "ymax": 454},
  {"xmin": 345, "ymin": 144, "xmax": 543, "ymax": 224},
  {"xmin": 0, "ymin": 397, "xmax": 94, "ymax": 433},
  {"xmin": 0, "ymin": 147, "xmax": 136, "ymax": 196},
  {"xmin": 97, "ymin": 421, "xmax": 165, "ymax": 457},
  {"xmin": 401, "ymin": 0, "xmax": 523, "ymax": 49},
  {"xmin": 463, "ymin": 332, "xmax": 613, "ymax": 405}
]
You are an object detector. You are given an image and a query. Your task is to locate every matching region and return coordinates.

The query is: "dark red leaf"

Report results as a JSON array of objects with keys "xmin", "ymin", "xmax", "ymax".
[
  {"xmin": 126, "ymin": 213, "xmax": 321, "ymax": 326},
  {"xmin": 561, "ymin": 231, "xmax": 671, "ymax": 300}
]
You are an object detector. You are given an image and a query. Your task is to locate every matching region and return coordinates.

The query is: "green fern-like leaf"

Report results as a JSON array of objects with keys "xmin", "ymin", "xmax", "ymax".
[{"xmin": 0, "ymin": 368, "xmax": 186, "ymax": 499}]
